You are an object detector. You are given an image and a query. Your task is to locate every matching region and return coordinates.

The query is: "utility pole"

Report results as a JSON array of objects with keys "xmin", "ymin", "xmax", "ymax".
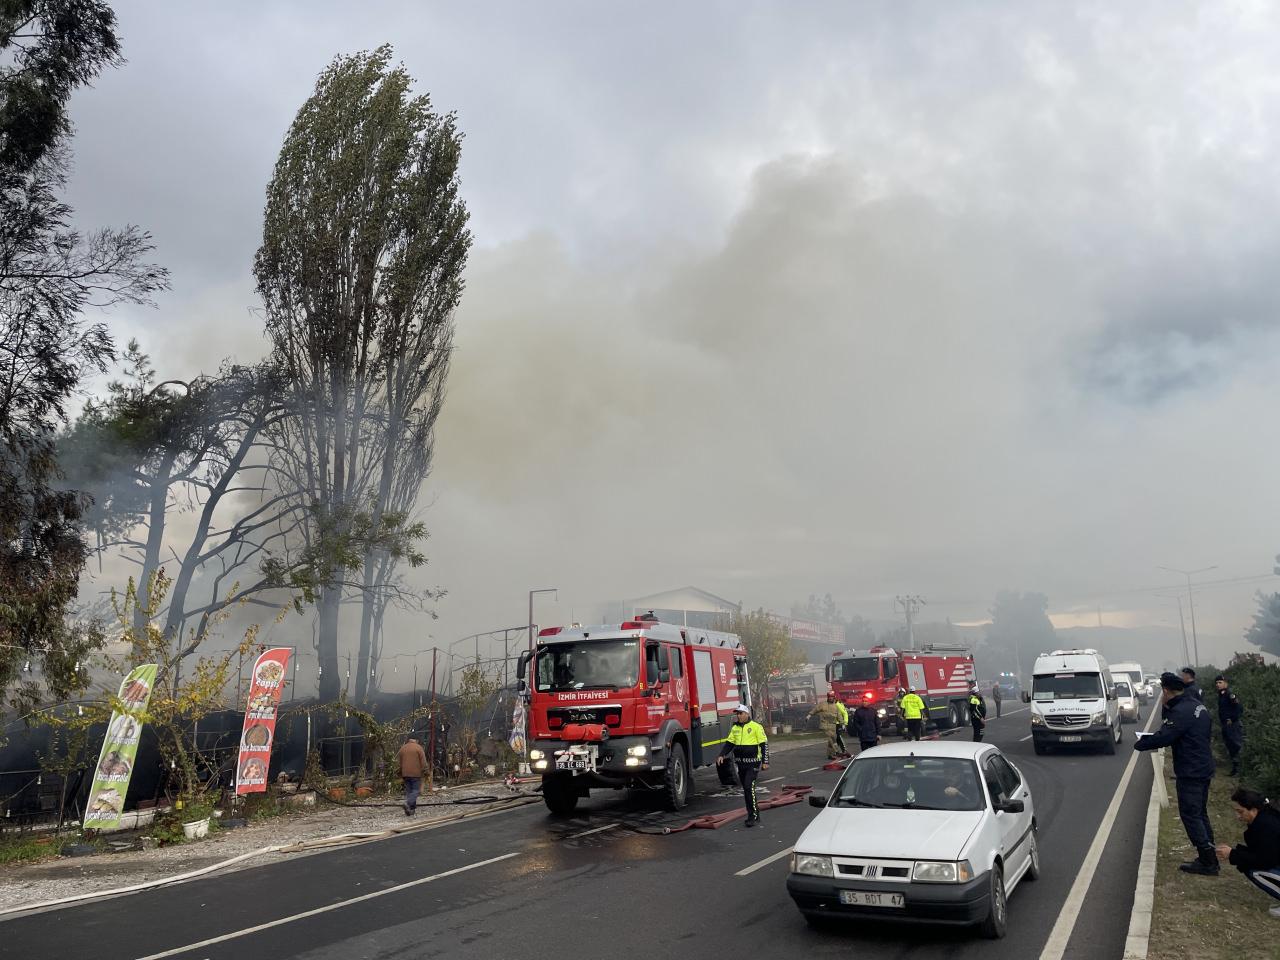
[
  {"xmin": 895, "ymin": 595, "xmax": 927, "ymax": 648},
  {"xmin": 1159, "ymin": 565, "xmax": 1216, "ymax": 668},
  {"xmin": 1156, "ymin": 593, "xmax": 1191, "ymax": 667}
]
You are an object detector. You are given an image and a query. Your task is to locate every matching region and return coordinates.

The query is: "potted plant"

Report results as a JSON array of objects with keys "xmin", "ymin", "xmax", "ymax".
[{"xmin": 177, "ymin": 797, "xmax": 215, "ymax": 840}]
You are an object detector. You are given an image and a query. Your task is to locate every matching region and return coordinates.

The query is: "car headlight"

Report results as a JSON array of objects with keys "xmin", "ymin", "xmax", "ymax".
[
  {"xmin": 876, "ymin": 708, "xmax": 886, "ymax": 717},
  {"xmin": 791, "ymin": 853, "xmax": 834, "ymax": 877},
  {"xmin": 1091, "ymin": 711, "xmax": 1107, "ymax": 725},
  {"xmin": 1030, "ymin": 713, "xmax": 1045, "ymax": 726},
  {"xmin": 529, "ymin": 749, "xmax": 544, "ymax": 760},
  {"xmin": 912, "ymin": 860, "xmax": 974, "ymax": 883},
  {"xmin": 627, "ymin": 745, "xmax": 648, "ymax": 757}
]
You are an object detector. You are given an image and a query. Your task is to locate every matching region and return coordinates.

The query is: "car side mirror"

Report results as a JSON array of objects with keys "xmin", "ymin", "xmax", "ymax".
[
  {"xmin": 808, "ymin": 794, "xmax": 829, "ymax": 807},
  {"xmin": 996, "ymin": 799, "xmax": 1024, "ymax": 814},
  {"xmin": 1021, "ymin": 691, "xmax": 1030, "ymax": 704}
]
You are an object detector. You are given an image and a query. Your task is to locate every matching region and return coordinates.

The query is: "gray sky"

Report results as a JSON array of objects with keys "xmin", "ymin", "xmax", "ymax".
[{"xmin": 67, "ymin": 1, "xmax": 1280, "ymax": 669}]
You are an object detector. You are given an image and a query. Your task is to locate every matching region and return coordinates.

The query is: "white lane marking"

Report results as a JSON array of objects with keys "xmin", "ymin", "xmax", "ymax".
[
  {"xmin": 1038, "ymin": 707, "xmax": 1160, "ymax": 960},
  {"xmin": 566, "ymin": 823, "xmax": 618, "ymax": 839},
  {"xmin": 798, "ymin": 766, "xmax": 822, "ymax": 773},
  {"xmin": 760, "ymin": 777, "xmax": 784, "ymax": 784},
  {"xmin": 1019, "ymin": 734, "xmax": 1033, "ymax": 741},
  {"xmin": 133, "ymin": 852, "xmax": 520, "ymax": 960},
  {"xmin": 735, "ymin": 846, "xmax": 794, "ymax": 877},
  {"xmin": 1123, "ymin": 748, "xmax": 1163, "ymax": 959},
  {"xmin": 991, "ymin": 707, "xmax": 1028, "ymax": 718}
]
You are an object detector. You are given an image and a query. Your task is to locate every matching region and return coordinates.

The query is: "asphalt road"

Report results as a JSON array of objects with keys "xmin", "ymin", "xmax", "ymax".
[{"xmin": 2, "ymin": 703, "xmax": 1160, "ymax": 960}]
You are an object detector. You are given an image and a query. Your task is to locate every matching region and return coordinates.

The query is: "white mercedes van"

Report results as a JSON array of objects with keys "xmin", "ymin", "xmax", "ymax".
[{"xmin": 1024, "ymin": 649, "xmax": 1122, "ymax": 755}]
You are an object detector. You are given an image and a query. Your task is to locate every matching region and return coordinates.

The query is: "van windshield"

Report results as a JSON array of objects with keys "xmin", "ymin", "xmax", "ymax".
[
  {"xmin": 1033, "ymin": 672, "xmax": 1104, "ymax": 701},
  {"xmin": 831, "ymin": 658, "xmax": 880, "ymax": 682}
]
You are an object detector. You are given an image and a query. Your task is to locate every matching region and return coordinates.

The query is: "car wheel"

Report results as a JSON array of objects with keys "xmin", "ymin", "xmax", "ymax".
[
  {"xmin": 1026, "ymin": 828, "xmax": 1041, "ymax": 881},
  {"xmin": 978, "ymin": 866, "xmax": 1008, "ymax": 939}
]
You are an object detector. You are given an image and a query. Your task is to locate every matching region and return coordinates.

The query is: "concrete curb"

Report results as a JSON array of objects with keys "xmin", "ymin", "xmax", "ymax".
[{"xmin": 1123, "ymin": 748, "xmax": 1167, "ymax": 960}]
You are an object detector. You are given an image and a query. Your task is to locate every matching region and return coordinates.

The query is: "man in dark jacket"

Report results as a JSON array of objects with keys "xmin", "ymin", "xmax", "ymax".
[
  {"xmin": 1215, "ymin": 675, "xmax": 1245, "ymax": 777},
  {"xmin": 1181, "ymin": 667, "xmax": 1203, "ymax": 702},
  {"xmin": 991, "ymin": 681, "xmax": 1003, "ymax": 718},
  {"xmin": 851, "ymin": 701, "xmax": 880, "ymax": 752},
  {"xmin": 1135, "ymin": 672, "xmax": 1217, "ymax": 874},
  {"xmin": 1216, "ymin": 787, "xmax": 1280, "ymax": 917}
]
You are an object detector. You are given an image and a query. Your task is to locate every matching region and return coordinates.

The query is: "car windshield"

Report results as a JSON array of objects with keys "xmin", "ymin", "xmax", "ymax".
[
  {"xmin": 833, "ymin": 756, "xmax": 984, "ymax": 812},
  {"xmin": 1033, "ymin": 672, "xmax": 1104, "ymax": 701},
  {"xmin": 831, "ymin": 658, "xmax": 880, "ymax": 682},
  {"xmin": 535, "ymin": 640, "xmax": 640, "ymax": 692},
  {"xmin": 1114, "ymin": 681, "xmax": 1133, "ymax": 697}
]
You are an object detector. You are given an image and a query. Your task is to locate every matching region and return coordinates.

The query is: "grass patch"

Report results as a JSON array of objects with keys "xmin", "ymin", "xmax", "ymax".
[
  {"xmin": 1148, "ymin": 770, "xmax": 1276, "ymax": 960},
  {"xmin": 0, "ymin": 833, "xmax": 60, "ymax": 866}
]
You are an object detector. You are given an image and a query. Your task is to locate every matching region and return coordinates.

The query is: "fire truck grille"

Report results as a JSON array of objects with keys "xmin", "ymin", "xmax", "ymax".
[{"xmin": 549, "ymin": 707, "xmax": 611, "ymax": 725}]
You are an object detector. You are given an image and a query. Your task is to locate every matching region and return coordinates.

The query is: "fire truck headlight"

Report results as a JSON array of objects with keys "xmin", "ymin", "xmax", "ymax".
[
  {"xmin": 624, "ymin": 757, "xmax": 642, "ymax": 767},
  {"xmin": 533, "ymin": 760, "xmax": 548, "ymax": 770},
  {"xmin": 529, "ymin": 749, "xmax": 545, "ymax": 760},
  {"xmin": 626, "ymin": 745, "xmax": 648, "ymax": 757}
]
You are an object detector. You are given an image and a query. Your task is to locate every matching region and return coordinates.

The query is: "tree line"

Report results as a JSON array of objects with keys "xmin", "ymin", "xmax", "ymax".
[{"xmin": 2, "ymin": 4, "xmax": 467, "ymax": 715}]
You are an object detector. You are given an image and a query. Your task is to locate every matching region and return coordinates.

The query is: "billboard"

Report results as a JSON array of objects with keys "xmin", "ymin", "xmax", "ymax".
[
  {"xmin": 84, "ymin": 663, "xmax": 158, "ymax": 830},
  {"xmin": 234, "ymin": 648, "xmax": 291, "ymax": 795}
]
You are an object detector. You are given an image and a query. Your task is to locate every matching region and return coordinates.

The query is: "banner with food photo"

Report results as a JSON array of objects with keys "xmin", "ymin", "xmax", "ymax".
[
  {"xmin": 235, "ymin": 647, "xmax": 291, "ymax": 795},
  {"xmin": 84, "ymin": 663, "xmax": 158, "ymax": 830}
]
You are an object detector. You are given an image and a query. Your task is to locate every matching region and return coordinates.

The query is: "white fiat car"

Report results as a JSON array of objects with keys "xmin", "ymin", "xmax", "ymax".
[{"xmin": 787, "ymin": 741, "xmax": 1038, "ymax": 939}]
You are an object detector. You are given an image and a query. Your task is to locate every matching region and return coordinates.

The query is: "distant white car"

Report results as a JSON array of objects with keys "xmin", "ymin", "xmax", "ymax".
[
  {"xmin": 787, "ymin": 741, "xmax": 1038, "ymax": 939},
  {"xmin": 1113, "ymin": 681, "xmax": 1139, "ymax": 723}
]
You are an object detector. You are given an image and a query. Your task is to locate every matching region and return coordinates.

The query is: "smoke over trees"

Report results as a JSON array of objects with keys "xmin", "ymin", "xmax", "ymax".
[
  {"xmin": 981, "ymin": 590, "xmax": 1057, "ymax": 678},
  {"xmin": 254, "ymin": 46, "xmax": 469, "ymax": 700}
]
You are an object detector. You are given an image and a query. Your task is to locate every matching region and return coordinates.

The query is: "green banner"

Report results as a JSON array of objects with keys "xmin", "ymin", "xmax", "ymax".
[{"xmin": 84, "ymin": 663, "xmax": 157, "ymax": 830}]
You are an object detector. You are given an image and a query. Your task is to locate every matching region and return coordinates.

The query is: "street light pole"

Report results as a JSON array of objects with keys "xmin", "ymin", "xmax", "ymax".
[
  {"xmin": 1155, "ymin": 593, "xmax": 1191, "ymax": 666},
  {"xmin": 1158, "ymin": 565, "xmax": 1216, "ymax": 668},
  {"xmin": 528, "ymin": 588, "xmax": 558, "ymax": 655}
]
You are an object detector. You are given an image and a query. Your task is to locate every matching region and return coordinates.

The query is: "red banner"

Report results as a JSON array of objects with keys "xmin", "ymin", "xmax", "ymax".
[{"xmin": 235, "ymin": 647, "xmax": 291, "ymax": 795}]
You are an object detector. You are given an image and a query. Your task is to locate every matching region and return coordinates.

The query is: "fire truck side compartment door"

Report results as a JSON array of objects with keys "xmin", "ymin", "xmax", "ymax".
[{"xmin": 905, "ymin": 661, "xmax": 928, "ymax": 692}]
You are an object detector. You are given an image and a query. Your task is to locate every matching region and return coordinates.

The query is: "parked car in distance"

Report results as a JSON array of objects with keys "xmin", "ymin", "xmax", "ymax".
[
  {"xmin": 787, "ymin": 741, "xmax": 1039, "ymax": 939},
  {"xmin": 1113, "ymin": 680, "xmax": 1139, "ymax": 723}
]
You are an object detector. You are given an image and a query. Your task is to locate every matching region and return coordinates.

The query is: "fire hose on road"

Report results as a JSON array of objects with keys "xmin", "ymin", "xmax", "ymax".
[{"xmin": 628, "ymin": 784, "xmax": 813, "ymax": 834}]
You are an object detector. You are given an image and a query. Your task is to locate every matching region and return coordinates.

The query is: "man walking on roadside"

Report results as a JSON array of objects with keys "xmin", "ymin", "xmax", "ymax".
[
  {"xmin": 396, "ymin": 735, "xmax": 429, "ymax": 816},
  {"xmin": 1135, "ymin": 672, "xmax": 1218, "ymax": 875},
  {"xmin": 833, "ymin": 695, "xmax": 850, "ymax": 757},
  {"xmin": 1216, "ymin": 675, "xmax": 1245, "ymax": 777},
  {"xmin": 809, "ymin": 694, "xmax": 844, "ymax": 759},
  {"xmin": 852, "ymin": 700, "xmax": 880, "ymax": 753},
  {"xmin": 992, "ymin": 680, "xmax": 1003, "ymax": 718}
]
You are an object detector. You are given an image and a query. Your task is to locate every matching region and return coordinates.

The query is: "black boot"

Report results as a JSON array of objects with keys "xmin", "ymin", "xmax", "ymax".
[{"xmin": 1179, "ymin": 848, "xmax": 1220, "ymax": 876}]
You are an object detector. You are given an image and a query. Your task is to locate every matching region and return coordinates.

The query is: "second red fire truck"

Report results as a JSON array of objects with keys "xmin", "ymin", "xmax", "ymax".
[{"xmin": 826, "ymin": 644, "xmax": 977, "ymax": 733}]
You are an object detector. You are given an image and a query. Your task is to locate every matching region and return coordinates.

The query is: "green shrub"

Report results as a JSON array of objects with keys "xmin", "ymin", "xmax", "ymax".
[{"xmin": 1221, "ymin": 661, "xmax": 1280, "ymax": 798}]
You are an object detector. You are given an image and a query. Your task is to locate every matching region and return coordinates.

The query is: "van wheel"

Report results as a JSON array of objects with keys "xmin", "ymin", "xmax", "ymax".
[
  {"xmin": 663, "ymin": 743, "xmax": 689, "ymax": 810},
  {"xmin": 542, "ymin": 773, "xmax": 580, "ymax": 816},
  {"xmin": 978, "ymin": 866, "xmax": 1008, "ymax": 939},
  {"xmin": 1102, "ymin": 724, "xmax": 1117, "ymax": 755}
]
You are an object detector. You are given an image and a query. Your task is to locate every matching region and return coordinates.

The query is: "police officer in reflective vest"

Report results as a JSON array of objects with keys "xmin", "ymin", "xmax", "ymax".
[
  {"xmin": 900, "ymin": 687, "xmax": 927, "ymax": 741},
  {"xmin": 717, "ymin": 704, "xmax": 769, "ymax": 827},
  {"xmin": 968, "ymin": 683, "xmax": 987, "ymax": 742},
  {"xmin": 1216, "ymin": 675, "xmax": 1245, "ymax": 777}
]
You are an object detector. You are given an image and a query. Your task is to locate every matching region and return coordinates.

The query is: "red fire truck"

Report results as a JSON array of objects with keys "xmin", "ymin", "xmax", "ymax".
[
  {"xmin": 826, "ymin": 644, "xmax": 977, "ymax": 733},
  {"xmin": 517, "ymin": 614, "xmax": 749, "ymax": 815}
]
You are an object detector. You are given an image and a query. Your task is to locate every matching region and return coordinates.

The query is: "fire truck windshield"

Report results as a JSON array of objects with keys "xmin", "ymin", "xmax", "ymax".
[
  {"xmin": 830, "ymin": 658, "xmax": 881, "ymax": 682},
  {"xmin": 535, "ymin": 640, "xmax": 640, "ymax": 692}
]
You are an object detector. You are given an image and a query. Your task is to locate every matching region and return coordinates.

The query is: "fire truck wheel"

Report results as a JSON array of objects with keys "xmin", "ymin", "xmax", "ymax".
[
  {"xmin": 542, "ymin": 773, "xmax": 580, "ymax": 816},
  {"xmin": 940, "ymin": 703, "xmax": 959, "ymax": 729},
  {"xmin": 663, "ymin": 743, "xmax": 689, "ymax": 810}
]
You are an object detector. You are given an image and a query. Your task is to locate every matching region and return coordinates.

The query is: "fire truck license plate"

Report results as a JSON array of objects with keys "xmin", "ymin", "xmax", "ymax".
[
  {"xmin": 556, "ymin": 756, "xmax": 590, "ymax": 771},
  {"xmin": 839, "ymin": 890, "xmax": 904, "ymax": 908}
]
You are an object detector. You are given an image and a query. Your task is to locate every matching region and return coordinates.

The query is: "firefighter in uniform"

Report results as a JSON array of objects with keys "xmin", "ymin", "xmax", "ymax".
[
  {"xmin": 809, "ymin": 695, "xmax": 843, "ymax": 759},
  {"xmin": 968, "ymin": 682, "xmax": 987, "ymax": 742},
  {"xmin": 833, "ymin": 694, "xmax": 850, "ymax": 756},
  {"xmin": 900, "ymin": 687, "xmax": 927, "ymax": 741},
  {"xmin": 1215, "ymin": 675, "xmax": 1245, "ymax": 777},
  {"xmin": 717, "ymin": 704, "xmax": 769, "ymax": 827}
]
